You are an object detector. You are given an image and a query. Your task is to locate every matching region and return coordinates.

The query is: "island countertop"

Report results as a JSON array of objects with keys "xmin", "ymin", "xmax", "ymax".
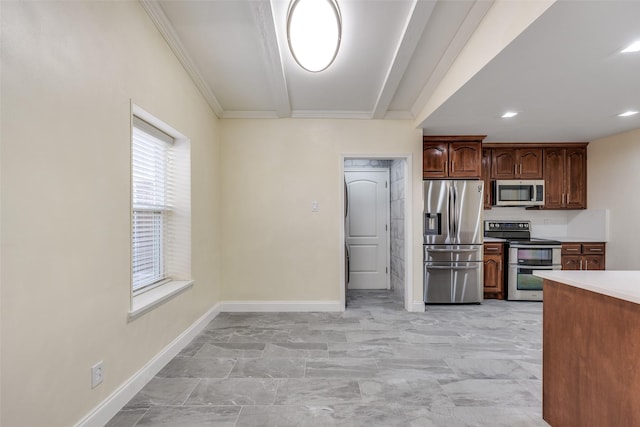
[{"xmin": 534, "ymin": 270, "xmax": 640, "ymax": 304}]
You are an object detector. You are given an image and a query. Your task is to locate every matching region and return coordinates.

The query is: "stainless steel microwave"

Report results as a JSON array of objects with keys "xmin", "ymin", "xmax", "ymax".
[{"xmin": 492, "ymin": 180, "xmax": 545, "ymax": 206}]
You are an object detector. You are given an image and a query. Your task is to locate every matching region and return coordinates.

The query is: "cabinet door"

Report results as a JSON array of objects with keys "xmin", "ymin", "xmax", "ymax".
[
  {"xmin": 482, "ymin": 148, "xmax": 492, "ymax": 209},
  {"xmin": 483, "ymin": 255, "xmax": 503, "ymax": 295},
  {"xmin": 449, "ymin": 142, "xmax": 481, "ymax": 178},
  {"xmin": 518, "ymin": 148, "xmax": 543, "ymax": 179},
  {"xmin": 491, "ymin": 148, "xmax": 517, "ymax": 179},
  {"xmin": 544, "ymin": 148, "xmax": 565, "ymax": 209},
  {"xmin": 565, "ymin": 148, "xmax": 587, "ymax": 209},
  {"xmin": 583, "ymin": 255, "xmax": 605, "ymax": 271},
  {"xmin": 423, "ymin": 142, "xmax": 448, "ymax": 178},
  {"xmin": 562, "ymin": 255, "xmax": 582, "ymax": 270}
]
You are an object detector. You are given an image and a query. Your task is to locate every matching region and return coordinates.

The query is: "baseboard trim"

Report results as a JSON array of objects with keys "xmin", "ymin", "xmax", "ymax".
[
  {"xmin": 412, "ymin": 301, "xmax": 426, "ymax": 312},
  {"xmin": 75, "ymin": 303, "xmax": 223, "ymax": 427},
  {"xmin": 220, "ymin": 300, "xmax": 343, "ymax": 312}
]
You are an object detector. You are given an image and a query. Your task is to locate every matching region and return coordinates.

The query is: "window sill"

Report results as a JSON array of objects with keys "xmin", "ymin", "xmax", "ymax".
[{"xmin": 128, "ymin": 280, "xmax": 194, "ymax": 321}]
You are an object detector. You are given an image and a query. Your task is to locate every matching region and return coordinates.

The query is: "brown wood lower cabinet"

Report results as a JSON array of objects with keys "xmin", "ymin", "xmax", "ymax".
[
  {"xmin": 543, "ymin": 279, "xmax": 640, "ymax": 426},
  {"xmin": 561, "ymin": 242, "xmax": 606, "ymax": 270},
  {"xmin": 483, "ymin": 242, "xmax": 504, "ymax": 299}
]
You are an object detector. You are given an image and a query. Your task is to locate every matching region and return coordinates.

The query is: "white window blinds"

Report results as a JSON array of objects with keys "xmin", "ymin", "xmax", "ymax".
[{"xmin": 132, "ymin": 116, "xmax": 174, "ymax": 292}]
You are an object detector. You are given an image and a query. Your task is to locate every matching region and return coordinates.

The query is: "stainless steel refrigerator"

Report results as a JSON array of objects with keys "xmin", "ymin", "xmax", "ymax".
[{"xmin": 423, "ymin": 180, "xmax": 484, "ymax": 303}]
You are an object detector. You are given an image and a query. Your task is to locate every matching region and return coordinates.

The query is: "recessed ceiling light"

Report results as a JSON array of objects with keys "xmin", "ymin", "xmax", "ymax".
[
  {"xmin": 287, "ymin": 0, "xmax": 342, "ymax": 72},
  {"xmin": 621, "ymin": 41, "xmax": 640, "ymax": 53},
  {"xmin": 501, "ymin": 112, "xmax": 518, "ymax": 118},
  {"xmin": 618, "ymin": 110, "xmax": 639, "ymax": 117}
]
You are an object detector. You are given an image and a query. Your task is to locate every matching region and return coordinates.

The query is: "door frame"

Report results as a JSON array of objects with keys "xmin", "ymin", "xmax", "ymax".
[
  {"xmin": 344, "ymin": 168, "xmax": 391, "ymax": 291},
  {"xmin": 339, "ymin": 154, "xmax": 416, "ymax": 312}
]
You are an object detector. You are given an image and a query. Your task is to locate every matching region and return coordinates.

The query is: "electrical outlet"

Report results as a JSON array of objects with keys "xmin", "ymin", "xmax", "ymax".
[{"xmin": 91, "ymin": 361, "xmax": 104, "ymax": 389}]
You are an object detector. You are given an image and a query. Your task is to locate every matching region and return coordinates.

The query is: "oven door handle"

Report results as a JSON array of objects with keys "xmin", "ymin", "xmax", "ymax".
[
  {"xmin": 509, "ymin": 245, "xmax": 561, "ymax": 249},
  {"xmin": 426, "ymin": 248, "xmax": 481, "ymax": 253},
  {"xmin": 511, "ymin": 265, "xmax": 559, "ymax": 269}
]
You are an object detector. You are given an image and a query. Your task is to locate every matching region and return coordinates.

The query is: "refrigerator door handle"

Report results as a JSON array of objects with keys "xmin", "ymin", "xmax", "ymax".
[
  {"xmin": 447, "ymin": 185, "xmax": 453, "ymax": 237},
  {"xmin": 452, "ymin": 185, "xmax": 458, "ymax": 237},
  {"xmin": 425, "ymin": 265, "xmax": 480, "ymax": 270}
]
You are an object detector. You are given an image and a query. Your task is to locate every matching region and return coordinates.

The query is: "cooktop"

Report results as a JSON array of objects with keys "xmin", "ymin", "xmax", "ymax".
[{"xmin": 484, "ymin": 220, "xmax": 561, "ymax": 246}]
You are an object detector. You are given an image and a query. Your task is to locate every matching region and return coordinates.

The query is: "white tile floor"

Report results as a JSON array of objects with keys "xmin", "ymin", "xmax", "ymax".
[{"xmin": 107, "ymin": 291, "xmax": 549, "ymax": 426}]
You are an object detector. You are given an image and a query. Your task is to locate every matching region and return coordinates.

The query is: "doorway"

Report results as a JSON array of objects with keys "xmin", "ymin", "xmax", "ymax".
[
  {"xmin": 343, "ymin": 158, "xmax": 409, "ymax": 310},
  {"xmin": 345, "ymin": 169, "xmax": 390, "ymax": 290}
]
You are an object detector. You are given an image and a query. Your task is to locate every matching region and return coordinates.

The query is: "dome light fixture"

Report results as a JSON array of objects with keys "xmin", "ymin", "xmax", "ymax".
[{"xmin": 287, "ymin": 0, "xmax": 342, "ymax": 72}]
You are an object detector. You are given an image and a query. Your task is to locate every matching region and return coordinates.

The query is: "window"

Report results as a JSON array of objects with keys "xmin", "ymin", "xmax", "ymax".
[
  {"xmin": 132, "ymin": 117, "xmax": 173, "ymax": 292},
  {"xmin": 130, "ymin": 107, "xmax": 191, "ymax": 316}
]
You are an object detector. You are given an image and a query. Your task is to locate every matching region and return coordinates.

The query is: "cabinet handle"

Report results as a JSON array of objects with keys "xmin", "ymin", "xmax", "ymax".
[
  {"xmin": 515, "ymin": 164, "xmax": 518, "ymax": 175},
  {"xmin": 579, "ymin": 259, "xmax": 583, "ymax": 269},
  {"xmin": 584, "ymin": 259, "xmax": 588, "ymax": 270},
  {"xmin": 519, "ymin": 164, "xmax": 522, "ymax": 175},
  {"xmin": 451, "ymin": 160, "xmax": 455, "ymax": 173},
  {"xmin": 588, "ymin": 248, "xmax": 602, "ymax": 252}
]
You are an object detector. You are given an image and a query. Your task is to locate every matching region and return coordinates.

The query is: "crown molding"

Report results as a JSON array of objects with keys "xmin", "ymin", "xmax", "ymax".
[
  {"xmin": 139, "ymin": 0, "xmax": 224, "ymax": 117},
  {"xmin": 291, "ymin": 110, "xmax": 373, "ymax": 120},
  {"xmin": 222, "ymin": 110, "xmax": 281, "ymax": 119}
]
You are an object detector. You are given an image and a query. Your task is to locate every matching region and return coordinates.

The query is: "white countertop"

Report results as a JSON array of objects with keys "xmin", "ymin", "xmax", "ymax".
[
  {"xmin": 534, "ymin": 271, "xmax": 640, "ymax": 304},
  {"xmin": 533, "ymin": 236, "xmax": 607, "ymax": 243},
  {"xmin": 483, "ymin": 236, "xmax": 606, "ymax": 243},
  {"xmin": 483, "ymin": 237, "xmax": 506, "ymax": 243}
]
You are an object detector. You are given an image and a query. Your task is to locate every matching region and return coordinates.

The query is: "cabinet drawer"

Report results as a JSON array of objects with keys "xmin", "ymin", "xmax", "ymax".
[
  {"xmin": 484, "ymin": 243, "xmax": 503, "ymax": 255},
  {"xmin": 582, "ymin": 243, "xmax": 605, "ymax": 254},
  {"xmin": 561, "ymin": 243, "xmax": 582, "ymax": 255}
]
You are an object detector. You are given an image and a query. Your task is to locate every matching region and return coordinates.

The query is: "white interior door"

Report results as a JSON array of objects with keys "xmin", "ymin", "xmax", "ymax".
[{"xmin": 345, "ymin": 170, "xmax": 390, "ymax": 290}]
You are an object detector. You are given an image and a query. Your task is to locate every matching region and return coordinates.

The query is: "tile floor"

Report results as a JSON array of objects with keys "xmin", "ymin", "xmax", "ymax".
[{"xmin": 107, "ymin": 291, "xmax": 549, "ymax": 426}]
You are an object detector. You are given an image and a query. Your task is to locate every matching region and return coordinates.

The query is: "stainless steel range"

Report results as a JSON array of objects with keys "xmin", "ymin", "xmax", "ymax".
[{"xmin": 484, "ymin": 221, "xmax": 561, "ymax": 301}]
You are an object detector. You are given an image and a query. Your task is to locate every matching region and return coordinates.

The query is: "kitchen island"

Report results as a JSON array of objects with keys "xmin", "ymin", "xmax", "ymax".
[{"xmin": 534, "ymin": 271, "xmax": 640, "ymax": 427}]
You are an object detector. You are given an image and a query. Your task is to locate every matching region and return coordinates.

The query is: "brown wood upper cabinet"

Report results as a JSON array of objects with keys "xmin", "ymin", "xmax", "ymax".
[
  {"xmin": 543, "ymin": 147, "xmax": 587, "ymax": 209},
  {"xmin": 481, "ymin": 148, "xmax": 492, "ymax": 209},
  {"xmin": 423, "ymin": 135, "xmax": 484, "ymax": 179},
  {"xmin": 491, "ymin": 148, "xmax": 543, "ymax": 179}
]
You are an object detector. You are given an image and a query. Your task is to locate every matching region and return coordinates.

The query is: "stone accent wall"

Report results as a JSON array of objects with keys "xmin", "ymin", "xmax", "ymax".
[{"xmin": 390, "ymin": 160, "xmax": 405, "ymax": 300}]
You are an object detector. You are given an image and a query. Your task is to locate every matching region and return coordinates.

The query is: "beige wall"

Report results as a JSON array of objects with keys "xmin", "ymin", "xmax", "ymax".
[
  {"xmin": 1, "ymin": 2, "xmax": 221, "ymax": 426},
  {"xmin": 219, "ymin": 119, "xmax": 422, "ymax": 303},
  {"xmin": 588, "ymin": 128, "xmax": 640, "ymax": 269}
]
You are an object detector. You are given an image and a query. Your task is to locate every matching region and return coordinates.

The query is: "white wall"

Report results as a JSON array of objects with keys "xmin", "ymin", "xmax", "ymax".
[
  {"xmin": 0, "ymin": 2, "xmax": 221, "ymax": 426},
  {"xmin": 588, "ymin": 128, "xmax": 640, "ymax": 269},
  {"xmin": 219, "ymin": 119, "xmax": 422, "ymax": 305}
]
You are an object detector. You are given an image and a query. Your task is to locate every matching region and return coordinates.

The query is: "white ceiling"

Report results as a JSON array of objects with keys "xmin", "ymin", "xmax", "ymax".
[{"xmin": 142, "ymin": 0, "xmax": 640, "ymax": 142}]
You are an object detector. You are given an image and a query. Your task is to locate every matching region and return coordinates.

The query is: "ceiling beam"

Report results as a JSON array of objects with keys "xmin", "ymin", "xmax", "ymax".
[
  {"xmin": 413, "ymin": 0, "xmax": 555, "ymax": 129},
  {"xmin": 250, "ymin": 0, "xmax": 291, "ymax": 118},
  {"xmin": 410, "ymin": 0, "xmax": 494, "ymax": 122},
  {"xmin": 371, "ymin": 0, "xmax": 436, "ymax": 120},
  {"xmin": 139, "ymin": 0, "xmax": 224, "ymax": 117}
]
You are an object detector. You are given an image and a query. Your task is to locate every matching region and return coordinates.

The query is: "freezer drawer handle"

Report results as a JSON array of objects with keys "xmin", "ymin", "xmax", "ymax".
[{"xmin": 425, "ymin": 265, "xmax": 480, "ymax": 270}]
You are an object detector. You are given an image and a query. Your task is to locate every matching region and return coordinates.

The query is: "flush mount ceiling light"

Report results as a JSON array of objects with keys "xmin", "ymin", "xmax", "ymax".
[
  {"xmin": 621, "ymin": 40, "xmax": 640, "ymax": 53},
  {"xmin": 287, "ymin": 0, "xmax": 342, "ymax": 72},
  {"xmin": 501, "ymin": 112, "xmax": 518, "ymax": 118},
  {"xmin": 618, "ymin": 110, "xmax": 639, "ymax": 117}
]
